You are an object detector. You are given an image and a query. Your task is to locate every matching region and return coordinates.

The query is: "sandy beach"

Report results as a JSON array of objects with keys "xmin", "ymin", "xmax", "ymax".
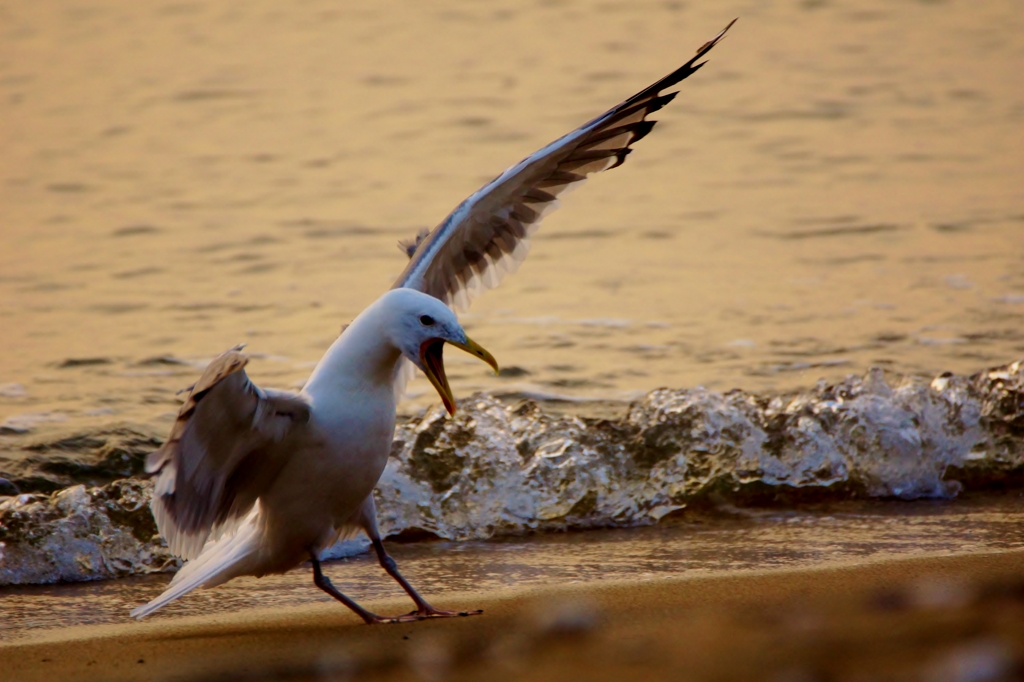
[{"xmin": 3, "ymin": 548, "xmax": 1024, "ymax": 681}]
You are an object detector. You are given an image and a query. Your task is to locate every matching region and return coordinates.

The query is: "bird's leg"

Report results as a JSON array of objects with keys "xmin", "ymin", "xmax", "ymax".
[
  {"xmin": 310, "ymin": 553, "xmax": 431, "ymax": 625},
  {"xmin": 310, "ymin": 554, "xmax": 384, "ymax": 624},
  {"xmin": 370, "ymin": 537, "xmax": 483, "ymax": 619}
]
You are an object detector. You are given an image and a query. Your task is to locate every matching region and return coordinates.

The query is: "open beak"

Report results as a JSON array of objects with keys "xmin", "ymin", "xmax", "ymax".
[{"xmin": 419, "ymin": 335, "xmax": 499, "ymax": 416}]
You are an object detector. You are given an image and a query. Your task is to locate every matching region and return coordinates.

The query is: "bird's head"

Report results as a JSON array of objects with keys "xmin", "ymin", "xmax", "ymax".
[{"xmin": 379, "ymin": 288, "xmax": 498, "ymax": 415}]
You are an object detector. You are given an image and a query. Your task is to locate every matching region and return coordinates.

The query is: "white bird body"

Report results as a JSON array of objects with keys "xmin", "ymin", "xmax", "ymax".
[
  {"xmin": 132, "ymin": 290, "xmax": 460, "ymax": 620},
  {"xmin": 131, "ymin": 22, "xmax": 735, "ymax": 622}
]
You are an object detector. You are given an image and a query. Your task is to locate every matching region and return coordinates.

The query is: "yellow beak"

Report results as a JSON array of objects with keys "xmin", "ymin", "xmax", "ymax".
[{"xmin": 419, "ymin": 335, "xmax": 499, "ymax": 416}]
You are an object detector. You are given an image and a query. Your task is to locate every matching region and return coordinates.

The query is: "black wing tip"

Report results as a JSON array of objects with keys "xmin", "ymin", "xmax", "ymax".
[
  {"xmin": 629, "ymin": 119, "xmax": 658, "ymax": 145},
  {"xmin": 608, "ymin": 147, "xmax": 634, "ymax": 170},
  {"xmin": 613, "ymin": 20, "xmax": 736, "ymax": 115},
  {"xmin": 650, "ymin": 91, "xmax": 678, "ymax": 113},
  {"xmin": 697, "ymin": 18, "xmax": 738, "ymax": 58},
  {"xmin": 679, "ymin": 17, "xmax": 737, "ymax": 73},
  {"xmin": 694, "ymin": 18, "xmax": 738, "ymax": 58}
]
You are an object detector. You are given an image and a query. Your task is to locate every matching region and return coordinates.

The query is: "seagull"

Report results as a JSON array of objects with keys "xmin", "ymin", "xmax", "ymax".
[{"xmin": 131, "ymin": 20, "xmax": 735, "ymax": 623}]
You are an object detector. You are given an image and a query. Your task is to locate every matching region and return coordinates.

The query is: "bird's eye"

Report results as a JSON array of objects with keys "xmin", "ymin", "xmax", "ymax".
[{"xmin": 419, "ymin": 315, "xmax": 435, "ymax": 326}]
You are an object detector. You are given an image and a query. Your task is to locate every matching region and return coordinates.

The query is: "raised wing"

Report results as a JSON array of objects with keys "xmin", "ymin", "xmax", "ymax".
[
  {"xmin": 146, "ymin": 346, "xmax": 311, "ymax": 559},
  {"xmin": 392, "ymin": 20, "xmax": 736, "ymax": 311}
]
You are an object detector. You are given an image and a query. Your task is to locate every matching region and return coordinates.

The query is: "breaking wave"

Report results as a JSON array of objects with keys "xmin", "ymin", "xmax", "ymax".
[{"xmin": 2, "ymin": 361, "xmax": 1022, "ymax": 585}]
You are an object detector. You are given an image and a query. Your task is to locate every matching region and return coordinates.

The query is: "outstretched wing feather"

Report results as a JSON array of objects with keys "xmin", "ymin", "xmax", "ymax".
[{"xmin": 392, "ymin": 20, "xmax": 735, "ymax": 311}]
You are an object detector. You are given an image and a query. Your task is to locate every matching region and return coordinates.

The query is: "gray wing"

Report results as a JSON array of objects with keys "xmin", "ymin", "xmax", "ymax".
[
  {"xmin": 146, "ymin": 346, "xmax": 311, "ymax": 559},
  {"xmin": 392, "ymin": 20, "xmax": 736, "ymax": 311}
]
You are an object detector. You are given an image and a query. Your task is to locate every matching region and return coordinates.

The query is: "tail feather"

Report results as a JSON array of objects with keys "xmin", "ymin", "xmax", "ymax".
[{"xmin": 131, "ymin": 506, "xmax": 263, "ymax": 619}]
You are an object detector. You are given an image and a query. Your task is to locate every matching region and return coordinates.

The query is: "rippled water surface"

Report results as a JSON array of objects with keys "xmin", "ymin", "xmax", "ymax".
[{"xmin": 1, "ymin": 0, "xmax": 1022, "ymax": 452}]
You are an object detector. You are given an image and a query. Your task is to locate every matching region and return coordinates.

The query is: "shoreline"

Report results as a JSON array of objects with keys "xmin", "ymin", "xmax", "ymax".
[
  {"xmin": 4, "ymin": 359, "xmax": 1023, "ymax": 591},
  {"xmin": 4, "ymin": 548, "xmax": 1024, "ymax": 680}
]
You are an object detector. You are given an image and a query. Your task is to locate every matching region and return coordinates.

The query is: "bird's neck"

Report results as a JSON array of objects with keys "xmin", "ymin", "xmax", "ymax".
[{"xmin": 303, "ymin": 312, "xmax": 402, "ymax": 403}]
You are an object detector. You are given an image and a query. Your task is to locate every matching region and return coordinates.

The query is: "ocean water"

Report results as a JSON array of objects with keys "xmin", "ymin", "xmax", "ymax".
[{"xmin": 1, "ymin": 0, "xmax": 1023, "ymax": 595}]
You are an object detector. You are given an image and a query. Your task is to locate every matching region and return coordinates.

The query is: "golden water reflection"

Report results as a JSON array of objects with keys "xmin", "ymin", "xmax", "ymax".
[{"xmin": 1, "ymin": 0, "xmax": 1022, "ymax": 445}]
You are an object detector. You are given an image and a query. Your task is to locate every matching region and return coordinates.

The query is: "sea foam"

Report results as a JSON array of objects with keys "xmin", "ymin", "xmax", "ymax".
[{"xmin": 1, "ymin": 361, "xmax": 1021, "ymax": 585}]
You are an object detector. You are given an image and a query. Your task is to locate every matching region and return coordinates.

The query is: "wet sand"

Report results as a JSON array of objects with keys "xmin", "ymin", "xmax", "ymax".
[
  {"xmin": 3, "ymin": 549, "xmax": 1024, "ymax": 681},
  {"xmin": 6, "ymin": 494, "xmax": 1024, "ymax": 636},
  {"xmin": 4, "ymin": 499, "xmax": 1024, "ymax": 680}
]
